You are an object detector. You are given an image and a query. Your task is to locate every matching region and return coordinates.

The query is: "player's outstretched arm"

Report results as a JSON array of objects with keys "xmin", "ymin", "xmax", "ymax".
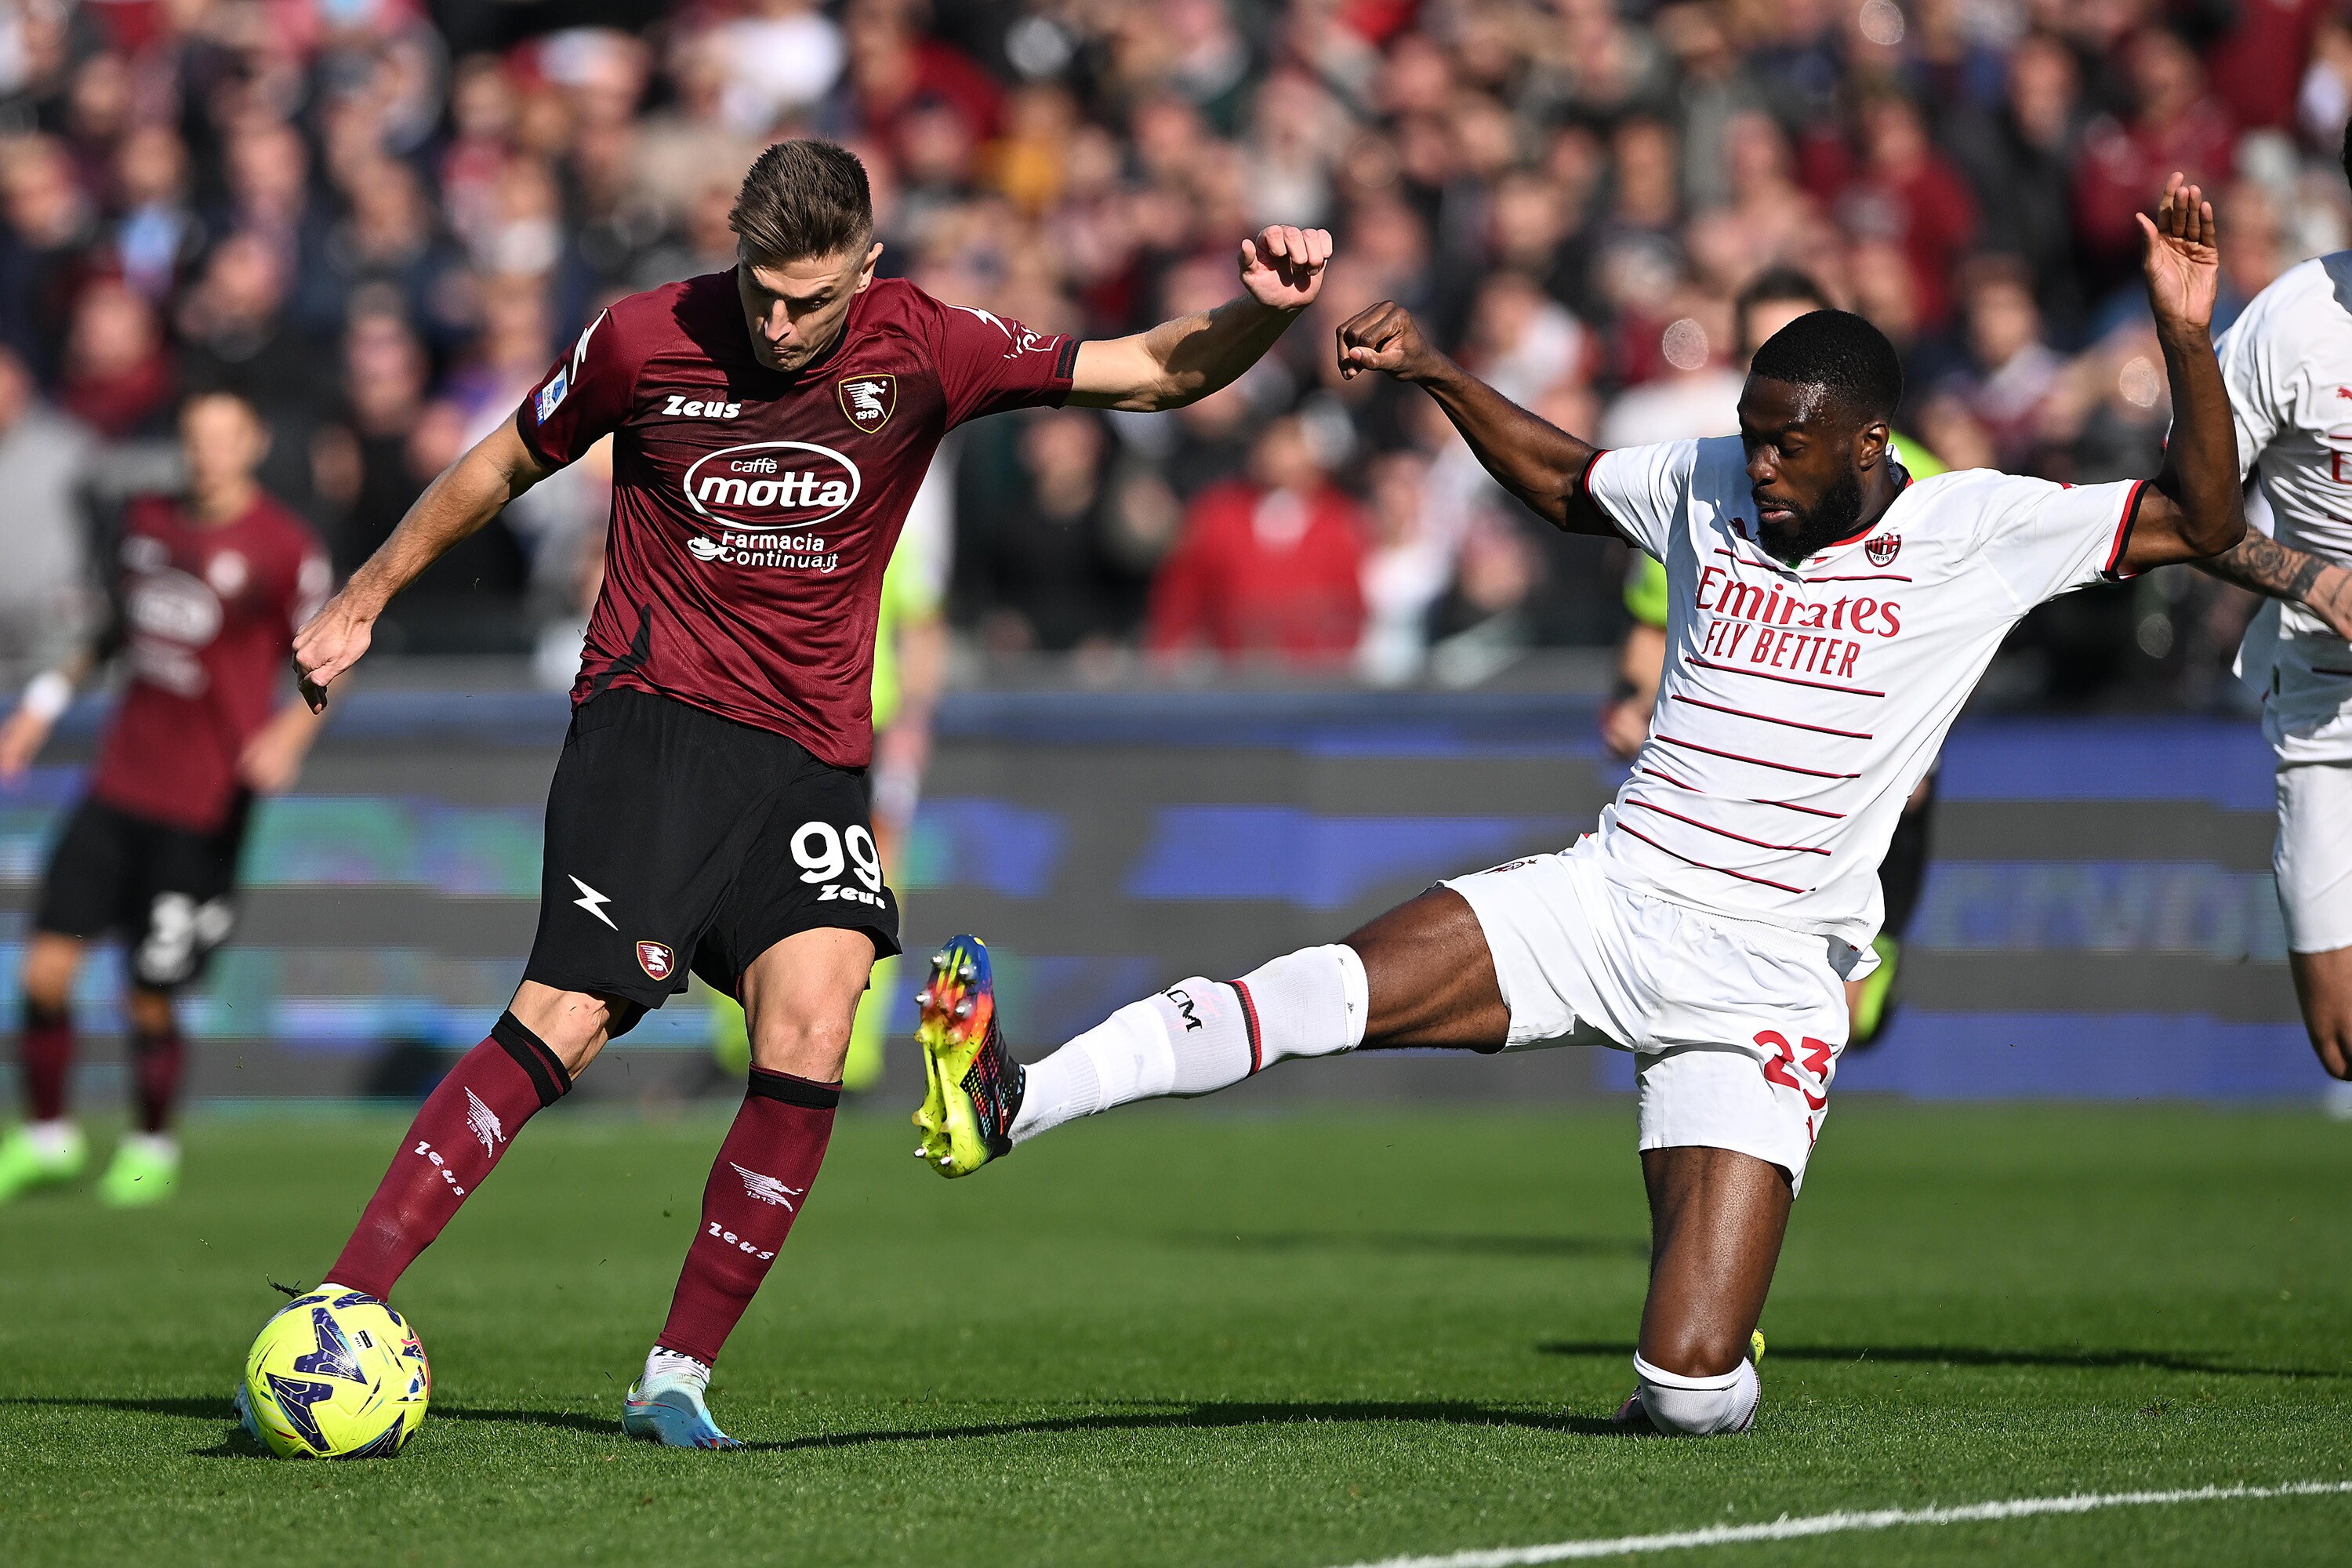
[
  {"xmin": 0, "ymin": 643, "xmax": 100, "ymax": 782},
  {"xmin": 2192, "ymin": 532, "xmax": 2352, "ymax": 639},
  {"xmin": 1065, "ymin": 225, "xmax": 1331, "ymax": 412},
  {"xmin": 1334, "ymin": 300, "xmax": 1615, "ymax": 537},
  {"xmin": 2118, "ymin": 174, "xmax": 2246, "ymax": 573},
  {"xmin": 292, "ymin": 420, "xmax": 556, "ymax": 710}
]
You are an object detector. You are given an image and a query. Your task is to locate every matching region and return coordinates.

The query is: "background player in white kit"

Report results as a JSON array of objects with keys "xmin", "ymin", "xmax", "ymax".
[
  {"xmin": 915, "ymin": 177, "xmax": 2245, "ymax": 1436},
  {"xmin": 2190, "ymin": 125, "xmax": 2352, "ymax": 1085}
]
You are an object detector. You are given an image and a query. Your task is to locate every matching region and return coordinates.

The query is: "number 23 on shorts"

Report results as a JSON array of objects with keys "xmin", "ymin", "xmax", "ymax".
[{"xmin": 1755, "ymin": 1029, "xmax": 1833, "ymax": 1111}]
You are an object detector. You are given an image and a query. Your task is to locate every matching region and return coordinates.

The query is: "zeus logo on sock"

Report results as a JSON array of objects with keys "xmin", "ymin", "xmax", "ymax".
[
  {"xmin": 412, "ymin": 1140, "xmax": 466, "ymax": 1197},
  {"xmin": 706, "ymin": 1222, "xmax": 776, "ymax": 1260},
  {"xmin": 1166, "ymin": 987, "xmax": 1204, "ymax": 1031}
]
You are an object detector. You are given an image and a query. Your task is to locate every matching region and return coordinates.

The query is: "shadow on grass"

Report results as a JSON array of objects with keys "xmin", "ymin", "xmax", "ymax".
[
  {"xmin": 1178, "ymin": 1231, "xmax": 1649, "ymax": 1260},
  {"xmin": 744, "ymin": 1399, "xmax": 1627, "ymax": 1451},
  {"xmin": 5, "ymin": 1394, "xmax": 1631, "ymax": 1454},
  {"xmin": 1536, "ymin": 1341, "xmax": 2350, "ymax": 1379},
  {"xmin": 1, "ymin": 1393, "xmax": 616, "ymax": 1457}
]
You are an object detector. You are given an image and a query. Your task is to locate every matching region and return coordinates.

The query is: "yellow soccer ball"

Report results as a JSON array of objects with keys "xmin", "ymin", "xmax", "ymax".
[{"xmin": 238, "ymin": 1286, "xmax": 429, "ymax": 1458}]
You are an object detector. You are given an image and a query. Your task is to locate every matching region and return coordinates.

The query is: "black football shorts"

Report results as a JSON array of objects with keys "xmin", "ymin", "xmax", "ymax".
[
  {"xmin": 35, "ymin": 793, "xmax": 253, "ymax": 990},
  {"xmin": 522, "ymin": 688, "xmax": 901, "ymax": 1015}
]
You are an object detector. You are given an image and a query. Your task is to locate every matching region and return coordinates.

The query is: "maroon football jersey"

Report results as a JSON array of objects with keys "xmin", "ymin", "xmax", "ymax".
[
  {"xmin": 517, "ymin": 271, "xmax": 1076, "ymax": 766},
  {"xmin": 91, "ymin": 494, "xmax": 328, "ymax": 833}
]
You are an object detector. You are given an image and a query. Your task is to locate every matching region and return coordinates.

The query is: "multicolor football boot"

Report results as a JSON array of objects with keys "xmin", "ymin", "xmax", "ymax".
[
  {"xmin": 913, "ymin": 935, "xmax": 1023, "ymax": 1178},
  {"xmin": 622, "ymin": 1376, "xmax": 742, "ymax": 1450}
]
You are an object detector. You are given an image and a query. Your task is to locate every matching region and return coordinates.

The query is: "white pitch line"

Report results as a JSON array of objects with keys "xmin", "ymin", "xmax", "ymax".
[{"xmin": 1330, "ymin": 1480, "xmax": 2352, "ymax": 1568}]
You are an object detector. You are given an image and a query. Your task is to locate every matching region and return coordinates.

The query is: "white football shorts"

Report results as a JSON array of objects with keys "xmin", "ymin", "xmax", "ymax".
[
  {"xmin": 2275, "ymin": 759, "xmax": 2352, "ymax": 953},
  {"xmin": 1444, "ymin": 837, "xmax": 1861, "ymax": 1192}
]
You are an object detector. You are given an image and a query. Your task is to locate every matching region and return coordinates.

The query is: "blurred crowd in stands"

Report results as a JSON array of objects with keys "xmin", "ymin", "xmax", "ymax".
[{"xmin": 0, "ymin": 0, "xmax": 2343, "ymax": 702}]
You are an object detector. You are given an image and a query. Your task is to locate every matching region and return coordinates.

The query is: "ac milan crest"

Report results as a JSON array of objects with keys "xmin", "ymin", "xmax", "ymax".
[
  {"xmin": 837, "ymin": 375, "xmax": 896, "ymax": 432},
  {"xmin": 1865, "ymin": 533, "xmax": 1901, "ymax": 567},
  {"xmin": 637, "ymin": 940, "xmax": 676, "ymax": 981}
]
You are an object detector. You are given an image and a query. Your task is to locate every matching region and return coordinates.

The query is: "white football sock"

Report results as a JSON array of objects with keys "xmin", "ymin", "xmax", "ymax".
[
  {"xmin": 1009, "ymin": 944, "xmax": 1369, "ymax": 1144},
  {"xmin": 643, "ymin": 1345, "xmax": 711, "ymax": 1392},
  {"xmin": 26, "ymin": 1118, "xmax": 80, "ymax": 1159},
  {"xmin": 1632, "ymin": 1352, "xmax": 1759, "ymax": 1436}
]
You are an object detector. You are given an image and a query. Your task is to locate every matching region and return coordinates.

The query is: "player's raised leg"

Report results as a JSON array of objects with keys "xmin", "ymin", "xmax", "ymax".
[
  {"xmin": 916, "ymin": 890, "xmax": 1499, "ymax": 1176},
  {"xmin": 626, "ymin": 927, "xmax": 869, "ymax": 1450},
  {"xmin": 0, "ymin": 933, "xmax": 87, "ymax": 1200}
]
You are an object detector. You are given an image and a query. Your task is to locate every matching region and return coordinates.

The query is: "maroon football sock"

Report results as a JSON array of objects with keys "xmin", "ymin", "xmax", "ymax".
[
  {"xmin": 20, "ymin": 1000, "xmax": 71, "ymax": 1122},
  {"xmin": 325, "ymin": 1013, "xmax": 571, "ymax": 1301},
  {"xmin": 654, "ymin": 1068, "xmax": 838, "ymax": 1368},
  {"xmin": 128, "ymin": 1018, "xmax": 184, "ymax": 1135}
]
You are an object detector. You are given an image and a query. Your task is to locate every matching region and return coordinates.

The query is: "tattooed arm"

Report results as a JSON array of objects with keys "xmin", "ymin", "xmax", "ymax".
[{"xmin": 2195, "ymin": 532, "xmax": 2352, "ymax": 639}]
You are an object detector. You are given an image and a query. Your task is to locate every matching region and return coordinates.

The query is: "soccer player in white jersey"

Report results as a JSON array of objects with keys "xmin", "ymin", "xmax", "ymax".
[
  {"xmin": 914, "ymin": 177, "xmax": 2243, "ymax": 1436},
  {"xmin": 2188, "ymin": 129, "xmax": 2352, "ymax": 1083}
]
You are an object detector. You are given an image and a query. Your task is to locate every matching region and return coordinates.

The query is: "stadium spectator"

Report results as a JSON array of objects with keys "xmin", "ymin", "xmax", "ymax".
[
  {"xmin": 1149, "ymin": 412, "xmax": 1367, "ymax": 666},
  {"xmin": 973, "ymin": 407, "xmax": 1130, "ymax": 655},
  {"xmin": 0, "ymin": 347, "xmax": 91, "ymax": 680},
  {"xmin": 2072, "ymin": 29, "xmax": 2237, "ymax": 304},
  {"xmin": 59, "ymin": 276, "xmax": 169, "ymax": 439},
  {"xmin": 1938, "ymin": 259, "xmax": 2066, "ymax": 472}
]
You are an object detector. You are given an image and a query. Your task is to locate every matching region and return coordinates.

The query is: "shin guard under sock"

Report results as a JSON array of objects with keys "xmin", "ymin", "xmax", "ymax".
[
  {"xmin": 20, "ymin": 1000, "xmax": 70, "ymax": 1122},
  {"xmin": 128, "ymin": 1020, "xmax": 184, "ymax": 1135},
  {"xmin": 655, "ymin": 1067, "xmax": 837, "ymax": 1368},
  {"xmin": 1009, "ymin": 944, "xmax": 1369, "ymax": 1143},
  {"xmin": 326, "ymin": 1012, "xmax": 570, "ymax": 1300}
]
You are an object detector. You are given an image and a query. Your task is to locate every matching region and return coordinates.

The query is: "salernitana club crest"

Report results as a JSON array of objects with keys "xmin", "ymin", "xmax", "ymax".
[{"xmin": 837, "ymin": 374, "xmax": 896, "ymax": 432}]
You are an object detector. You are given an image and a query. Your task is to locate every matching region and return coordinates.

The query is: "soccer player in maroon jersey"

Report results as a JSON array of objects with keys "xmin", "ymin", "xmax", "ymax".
[
  {"xmin": 0, "ymin": 390, "xmax": 328, "ymax": 1207},
  {"xmin": 283, "ymin": 140, "xmax": 1331, "ymax": 1448}
]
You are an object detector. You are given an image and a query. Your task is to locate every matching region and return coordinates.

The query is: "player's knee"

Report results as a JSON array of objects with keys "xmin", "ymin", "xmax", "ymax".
[
  {"xmin": 20, "ymin": 951, "xmax": 73, "ymax": 1012},
  {"xmin": 748, "ymin": 1006, "xmax": 855, "ymax": 1080},
  {"xmin": 1632, "ymin": 1353, "xmax": 1759, "ymax": 1436},
  {"xmin": 126, "ymin": 988, "xmax": 175, "ymax": 1037}
]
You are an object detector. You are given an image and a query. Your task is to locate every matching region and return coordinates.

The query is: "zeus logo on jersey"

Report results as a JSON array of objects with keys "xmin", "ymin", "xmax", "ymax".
[{"xmin": 662, "ymin": 394, "xmax": 742, "ymax": 419}]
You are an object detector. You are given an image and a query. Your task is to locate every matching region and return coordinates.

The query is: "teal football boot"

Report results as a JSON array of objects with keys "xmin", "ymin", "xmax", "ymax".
[{"xmin": 622, "ymin": 1372, "xmax": 742, "ymax": 1450}]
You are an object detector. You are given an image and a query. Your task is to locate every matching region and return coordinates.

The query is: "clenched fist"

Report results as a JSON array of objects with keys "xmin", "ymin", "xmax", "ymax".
[{"xmin": 1335, "ymin": 299, "xmax": 1444, "ymax": 384}]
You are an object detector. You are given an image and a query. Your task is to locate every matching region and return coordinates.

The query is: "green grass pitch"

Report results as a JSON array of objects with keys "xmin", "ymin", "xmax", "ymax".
[{"xmin": 4, "ymin": 1102, "xmax": 2352, "ymax": 1566}]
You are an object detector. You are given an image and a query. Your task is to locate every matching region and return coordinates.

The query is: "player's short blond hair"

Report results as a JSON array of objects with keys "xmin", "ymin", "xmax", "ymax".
[{"xmin": 730, "ymin": 140, "xmax": 874, "ymax": 266}]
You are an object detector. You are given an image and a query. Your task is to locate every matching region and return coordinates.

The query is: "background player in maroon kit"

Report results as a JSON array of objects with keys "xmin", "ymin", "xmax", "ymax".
[
  {"xmin": 285, "ymin": 140, "xmax": 1332, "ymax": 1448},
  {"xmin": 0, "ymin": 390, "xmax": 328, "ymax": 1207}
]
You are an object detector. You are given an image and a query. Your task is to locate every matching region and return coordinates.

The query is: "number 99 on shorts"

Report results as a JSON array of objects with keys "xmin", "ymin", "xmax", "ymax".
[{"xmin": 792, "ymin": 820, "xmax": 887, "ymax": 908}]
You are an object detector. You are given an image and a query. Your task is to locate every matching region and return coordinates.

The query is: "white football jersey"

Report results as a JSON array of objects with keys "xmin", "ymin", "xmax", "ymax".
[
  {"xmin": 2216, "ymin": 252, "xmax": 2352, "ymax": 761},
  {"xmin": 1588, "ymin": 437, "xmax": 2143, "ymax": 949}
]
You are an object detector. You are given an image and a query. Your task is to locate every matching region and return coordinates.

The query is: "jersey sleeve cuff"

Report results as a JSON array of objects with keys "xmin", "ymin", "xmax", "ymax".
[
  {"xmin": 514, "ymin": 404, "xmax": 562, "ymax": 470},
  {"xmin": 2100, "ymin": 479, "xmax": 2149, "ymax": 582},
  {"xmin": 1575, "ymin": 448, "xmax": 1641, "ymax": 545},
  {"xmin": 1045, "ymin": 336, "xmax": 1079, "ymax": 406}
]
